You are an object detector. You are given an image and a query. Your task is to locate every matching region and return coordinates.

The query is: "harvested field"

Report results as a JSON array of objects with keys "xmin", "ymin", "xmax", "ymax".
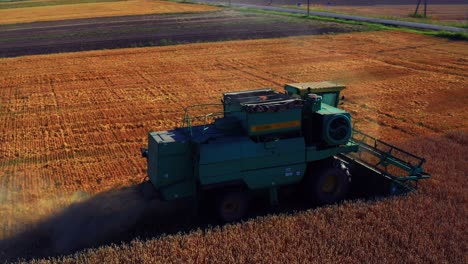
[
  {"xmin": 0, "ymin": 0, "xmax": 126, "ymax": 10},
  {"xmin": 0, "ymin": 0, "xmax": 219, "ymax": 25},
  {"xmin": 218, "ymin": 0, "xmax": 468, "ymax": 25},
  {"xmin": 282, "ymin": 4, "xmax": 468, "ymax": 24},
  {"xmin": 323, "ymin": 4, "xmax": 468, "ymax": 23},
  {"xmin": 0, "ymin": 31, "xmax": 467, "ymax": 262}
]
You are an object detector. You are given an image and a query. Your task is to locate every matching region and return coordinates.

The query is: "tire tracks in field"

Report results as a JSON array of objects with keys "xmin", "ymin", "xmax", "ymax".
[
  {"xmin": 378, "ymin": 58, "xmax": 468, "ymax": 79},
  {"xmin": 0, "ymin": 84, "xmax": 14, "ymax": 163},
  {"xmin": 48, "ymin": 77, "xmax": 75, "ymax": 164},
  {"xmin": 217, "ymin": 59, "xmax": 296, "ymax": 88},
  {"xmin": 372, "ymin": 43, "xmax": 468, "ymax": 79},
  {"xmin": 344, "ymin": 100, "xmax": 468, "ymax": 148},
  {"xmin": 346, "ymin": 100, "xmax": 441, "ymax": 134},
  {"xmin": 133, "ymin": 69, "xmax": 162, "ymax": 101}
]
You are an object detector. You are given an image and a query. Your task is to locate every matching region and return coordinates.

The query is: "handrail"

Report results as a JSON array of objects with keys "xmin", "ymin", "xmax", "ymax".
[
  {"xmin": 352, "ymin": 129, "xmax": 426, "ymax": 166},
  {"xmin": 349, "ymin": 129, "xmax": 430, "ymax": 181},
  {"xmin": 180, "ymin": 104, "xmax": 230, "ymax": 137}
]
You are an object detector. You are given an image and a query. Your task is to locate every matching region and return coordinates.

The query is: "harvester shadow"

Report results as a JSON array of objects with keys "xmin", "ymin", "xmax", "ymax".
[
  {"xmin": 0, "ymin": 173, "xmax": 396, "ymax": 262},
  {"xmin": 0, "ymin": 186, "xmax": 190, "ymax": 262}
]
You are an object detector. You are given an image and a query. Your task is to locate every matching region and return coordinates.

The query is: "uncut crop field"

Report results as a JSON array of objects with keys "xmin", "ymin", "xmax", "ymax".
[
  {"xmin": 0, "ymin": 31, "xmax": 467, "ymax": 262},
  {"xmin": 0, "ymin": 0, "xmax": 219, "ymax": 25}
]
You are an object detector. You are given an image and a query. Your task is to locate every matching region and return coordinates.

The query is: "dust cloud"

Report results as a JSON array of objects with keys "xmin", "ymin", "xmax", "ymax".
[{"xmin": 0, "ymin": 185, "xmax": 193, "ymax": 262}]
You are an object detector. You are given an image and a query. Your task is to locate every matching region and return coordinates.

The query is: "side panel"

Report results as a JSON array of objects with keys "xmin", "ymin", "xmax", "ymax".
[
  {"xmin": 147, "ymin": 131, "xmax": 193, "ymax": 200},
  {"xmin": 242, "ymin": 164, "xmax": 306, "ymax": 189},
  {"xmin": 241, "ymin": 137, "xmax": 306, "ymax": 188},
  {"xmin": 198, "ymin": 137, "xmax": 306, "ymax": 189},
  {"xmin": 159, "ymin": 181, "xmax": 194, "ymax": 200},
  {"xmin": 246, "ymin": 108, "xmax": 302, "ymax": 136},
  {"xmin": 156, "ymin": 148, "xmax": 192, "ymax": 184},
  {"xmin": 198, "ymin": 138, "xmax": 242, "ymax": 185},
  {"xmin": 147, "ymin": 134, "xmax": 159, "ymax": 183}
]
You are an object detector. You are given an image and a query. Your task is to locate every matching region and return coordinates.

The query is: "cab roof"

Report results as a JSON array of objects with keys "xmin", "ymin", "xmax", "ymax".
[{"xmin": 285, "ymin": 81, "xmax": 346, "ymax": 94}]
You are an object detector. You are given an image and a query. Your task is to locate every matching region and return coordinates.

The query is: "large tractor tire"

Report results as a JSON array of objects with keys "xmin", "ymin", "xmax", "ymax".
[
  {"xmin": 305, "ymin": 163, "xmax": 351, "ymax": 205},
  {"xmin": 217, "ymin": 191, "xmax": 249, "ymax": 223}
]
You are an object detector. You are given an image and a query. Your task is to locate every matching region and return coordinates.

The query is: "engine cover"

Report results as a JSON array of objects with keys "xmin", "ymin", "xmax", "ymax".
[
  {"xmin": 302, "ymin": 104, "xmax": 352, "ymax": 146},
  {"xmin": 322, "ymin": 114, "xmax": 352, "ymax": 146}
]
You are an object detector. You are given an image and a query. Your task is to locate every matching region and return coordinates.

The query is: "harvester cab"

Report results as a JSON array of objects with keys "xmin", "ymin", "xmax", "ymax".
[
  {"xmin": 284, "ymin": 81, "xmax": 345, "ymax": 107},
  {"xmin": 141, "ymin": 81, "xmax": 430, "ymax": 222}
]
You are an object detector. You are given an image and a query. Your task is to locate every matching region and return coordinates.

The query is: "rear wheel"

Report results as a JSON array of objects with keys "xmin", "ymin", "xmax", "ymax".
[
  {"xmin": 217, "ymin": 191, "xmax": 248, "ymax": 223},
  {"xmin": 305, "ymin": 164, "xmax": 350, "ymax": 205}
]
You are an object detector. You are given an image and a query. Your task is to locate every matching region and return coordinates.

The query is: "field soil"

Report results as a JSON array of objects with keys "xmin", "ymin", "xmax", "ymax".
[
  {"xmin": 0, "ymin": 10, "xmax": 365, "ymax": 58},
  {"xmin": 0, "ymin": 31, "xmax": 467, "ymax": 262},
  {"xmin": 0, "ymin": 0, "xmax": 219, "ymax": 25}
]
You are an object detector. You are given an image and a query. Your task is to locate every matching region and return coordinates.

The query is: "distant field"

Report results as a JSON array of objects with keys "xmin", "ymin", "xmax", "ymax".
[
  {"xmin": 0, "ymin": 0, "xmax": 219, "ymax": 24},
  {"xmin": 0, "ymin": 0, "xmax": 126, "ymax": 9},
  {"xmin": 282, "ymin": 4, "xmax": 468, "ymax": 26},
  {"xmin": 0, "ymin": 31, "xmax": 466, "ymax": 262},
  {"xmin": 330, "ymin": 4, "xmax": 468, "ymax": 23},
  {"xmin": 220, "ymin": 0, "xmax": 467, "ymax": 26},
  {"xmin": 232, "ymin": 0, "xmax": 468, "ymax": 6},
  {"xmin": 302, "ymin": 4, "xmax": 468, "ymax": 23}
]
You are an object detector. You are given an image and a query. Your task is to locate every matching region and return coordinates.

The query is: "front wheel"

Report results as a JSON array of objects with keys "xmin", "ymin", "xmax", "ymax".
[{"xmin": 305, "ymin": 165, "xmax": 350, "ymax": 205}]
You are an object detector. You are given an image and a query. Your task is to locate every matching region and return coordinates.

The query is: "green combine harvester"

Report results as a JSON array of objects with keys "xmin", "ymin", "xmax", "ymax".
[{"xmin": 141, "ymin": 81, "xmax": 430, "ymax": 222}]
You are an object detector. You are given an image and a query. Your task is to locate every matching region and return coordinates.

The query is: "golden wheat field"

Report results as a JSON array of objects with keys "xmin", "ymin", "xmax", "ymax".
[
  {"xmin": 0, "ymin": 0, "xmax": 219, "ymax": 25},
  {"xmin": 0, "ymin": 31, "xmax": 467, "ymax": 262}
]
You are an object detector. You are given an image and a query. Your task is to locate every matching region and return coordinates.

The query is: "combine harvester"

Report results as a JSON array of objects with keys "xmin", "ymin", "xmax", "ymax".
[{"xmin": 141, "ymin": 81, "xmax": 430, "ymax": 222}]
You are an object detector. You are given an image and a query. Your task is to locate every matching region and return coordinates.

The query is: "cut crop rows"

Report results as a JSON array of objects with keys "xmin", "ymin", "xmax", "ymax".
[{"xmin": 0, "ymin": 31, "xmax": 466, "ymax": 262}]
